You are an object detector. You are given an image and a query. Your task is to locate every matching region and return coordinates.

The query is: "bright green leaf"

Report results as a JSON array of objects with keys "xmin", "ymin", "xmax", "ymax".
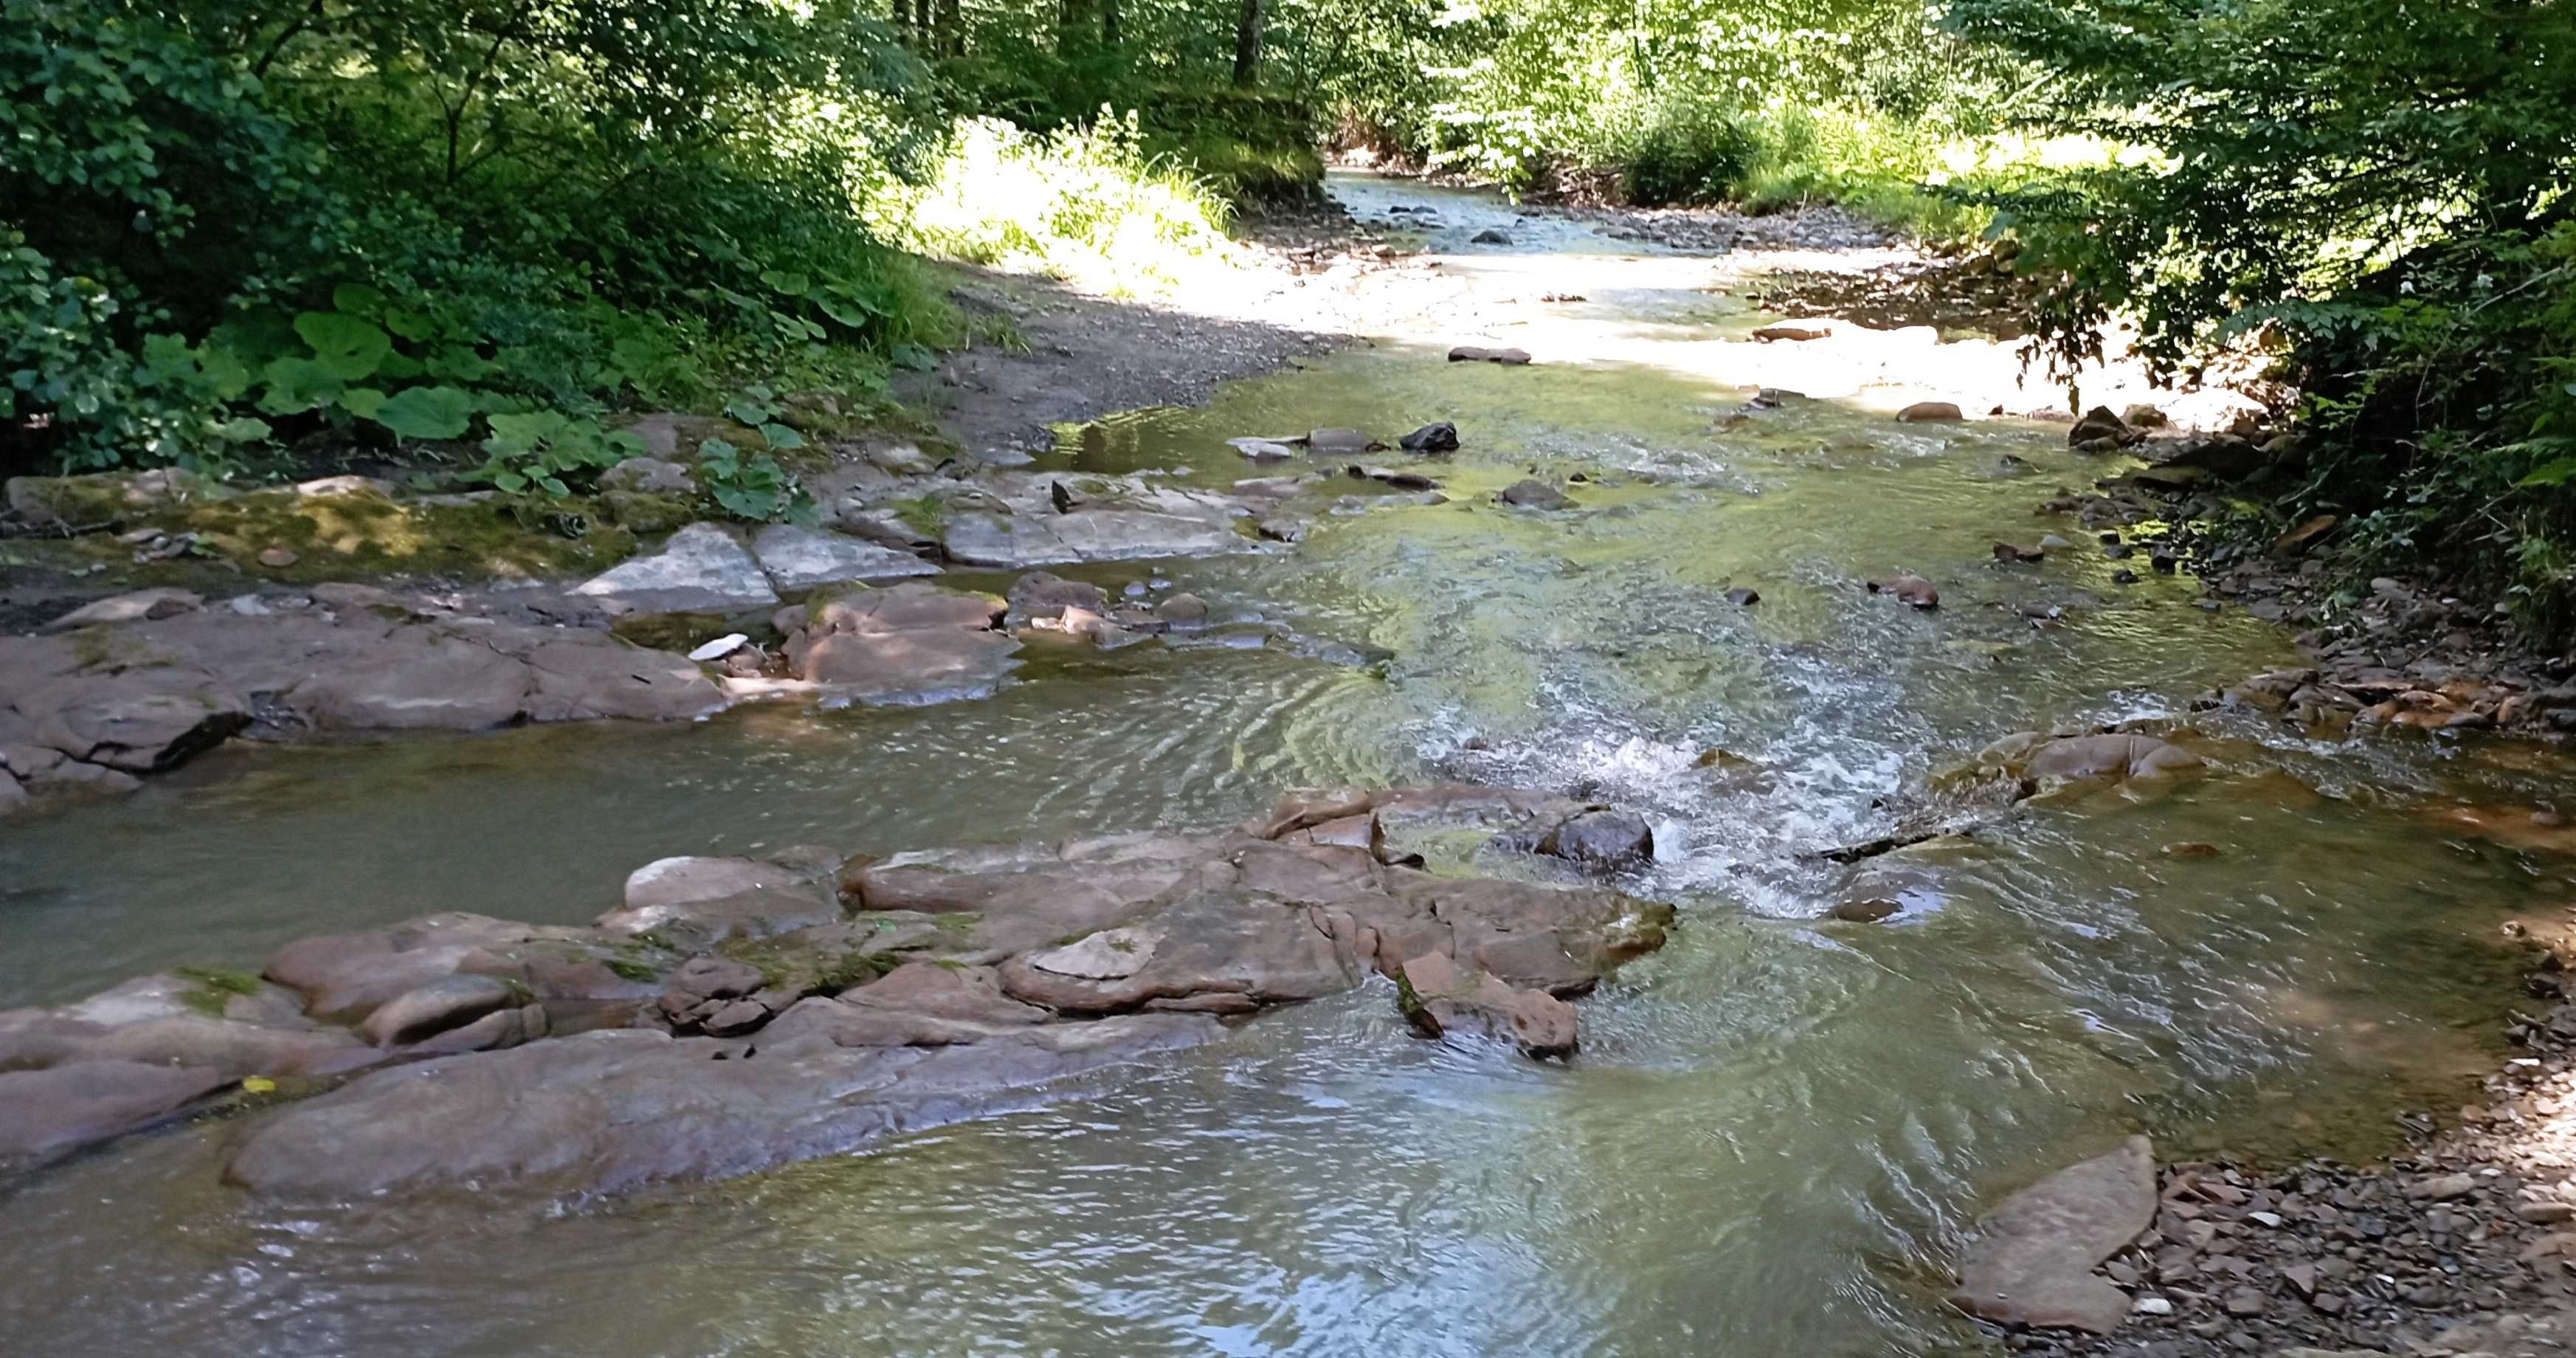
[
  {"xmin": 294, "ymin": 311, "xmax": 393, "ymax": 380},
  {"xmin": 373, "ymin": 385, "xmax": 476, "ymax": 440}
]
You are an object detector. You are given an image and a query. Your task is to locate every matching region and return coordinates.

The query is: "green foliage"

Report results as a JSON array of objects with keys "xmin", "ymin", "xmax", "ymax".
[
  {"xmin": 697, "ymin": 437, "xmax": 809, "ymax": 523},
  {"xmin": 1620, "ymin": 100, "xmax": 1755, "ymax": 207},
  {"xmin": 471, "ymin": 413, "xmax": 646, "ymax": 497},
  {"xmin": 1948, "ymin": 0, "xmax": 2576, "ymax": 642},
  {"xmin": 1, "ymin": 0, "xmax": 942, "ymax": 484},
  {"xmin": 874, "ymin": 112, "xmax": 1240, "ymax": 294}
]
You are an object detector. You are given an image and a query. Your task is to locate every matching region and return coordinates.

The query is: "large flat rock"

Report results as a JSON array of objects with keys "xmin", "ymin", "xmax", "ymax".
[
  {"xmin": 941, "ymin": 509, "xmax": 1251, "ymax": 568},
  {"xmin": 574, "ymin": 522, "xmax": 779, "ymax": 614},
  {"xmin": 750, "ymin": 523, "xmax": 939, "ymax": 588},
  {"xmin": 221, "ymin": 1016, "xmax": 1220, "ymax": 1200},
  {"xmin": 1951, "ymin": 1135, "xmax": 2157, "ymax": 1333},
  {"xmin": 0, "ymin": 593, "xmax": 726, "ymax": 806}
]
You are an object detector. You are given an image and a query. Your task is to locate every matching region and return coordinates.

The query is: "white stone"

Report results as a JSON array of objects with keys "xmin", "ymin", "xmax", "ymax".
[
  {"xmin": 686, "ymin": 633, "xmax": 750, "ymax": 662},
  {"xmin": 2131, "ymin": 1297, "xmax": 2172, "ymax": 1316},
  {"xmin": 574, "ymin": 523, "xmax": 778, "ymax": 615},
  {"xmin": 749, "ymin": 523, "xmax": 939, "ymax": 590},
  {"xmin": 1026, "ymin": 927, "xmax": 1163, "ymax": 979}
]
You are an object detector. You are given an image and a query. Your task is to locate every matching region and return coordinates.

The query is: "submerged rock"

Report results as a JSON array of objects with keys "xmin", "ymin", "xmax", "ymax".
[
  {"xmin": 1500, "ymin": 479, "xmax": 1572, "ymax": 510},
  {"xmin": 1950, "ymin": 1136, "xmax": 2157, "ymax": 1333},
  {"xmin": 1448, "ymin": 345, "xmax": 1533, "ymax": 365},
  {"xmin": 777, "ymin": 582, "xmax": 1018, "ymax": 704},
  {"xmin": 1869, "ymin": 574, "xmax": 1941, "ymax": 608},
  {"xmin": 1396, "ymin": 951, "xmax": 1579, "ymax": 1057}
]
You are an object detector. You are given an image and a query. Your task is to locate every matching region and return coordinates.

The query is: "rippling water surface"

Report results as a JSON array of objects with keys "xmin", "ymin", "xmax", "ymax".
[{"xmin": 7, "ymin": 174, "xmax": 2575, "ymax": 1356}]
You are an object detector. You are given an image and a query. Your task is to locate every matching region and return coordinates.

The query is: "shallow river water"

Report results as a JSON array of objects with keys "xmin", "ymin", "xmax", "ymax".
[{"xmin": 7, "ymin": 175, "xmax": 2576, "ymax": 1356}]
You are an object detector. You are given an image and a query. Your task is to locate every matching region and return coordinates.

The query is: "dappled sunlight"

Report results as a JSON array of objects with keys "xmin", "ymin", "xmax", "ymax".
[{"xmin": 871, "ymin": 114, "xmax": 1243, "ymax": 298}]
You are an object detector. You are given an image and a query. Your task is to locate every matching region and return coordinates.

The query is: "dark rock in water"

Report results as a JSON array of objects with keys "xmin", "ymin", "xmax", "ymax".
[
  {"xmin": 1539, "ymin": 809, "xmax": 1654, "ymax": 867},
  {"xmin": 1727, "ymin": 587, "xmax": 1761, "ymax": 606},
  {"xmin": 1950, "ymin": 1135, "xmax": 2157, "ymax": 1333},
  {"xmin": 1471, "ymin": 227, "xmax": 1511, "ymax": 244},
  {"xmin": 2067, "ymin": 406, "xmax": 2134, "ymax": 447},
  {"xmin": 1348, "ymin": 465, "xmax": 1442, "ymax": 492},
  {"xmin": 1049, "ymin": 480, "xmax": 1078, "ymax": 514},
  {"xmin": 1399, "ymin": 421, "xmax": 1460, "ymax": 453},
  {"xmin": 1500, "ymin": 479, "xmax": 1572, "ymax": 510},
  {"xmin": 1898, "ymin": 401, "xmax": 1966, "ymax": 424},
  {"xmin": 1869, "ymin": 574, "xmax": 1940, "ymax": 608},
  {"xmin": 1993, "ymin": 542, "xmax": 2045, "ymax": 563},
  {"xmin": 1448, "ymin": 345, "xmax": 1533, "ymax": 365}
]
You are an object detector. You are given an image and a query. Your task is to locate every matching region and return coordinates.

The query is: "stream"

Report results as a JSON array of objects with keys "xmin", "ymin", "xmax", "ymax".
[{"xmin": 6, "ymin": 173, "xmax": 2575, "ymax": 1356}]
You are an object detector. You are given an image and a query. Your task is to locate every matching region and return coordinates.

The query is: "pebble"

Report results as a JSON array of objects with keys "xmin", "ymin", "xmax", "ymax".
[{"xmin": 258, "ymin": 546, "xmax": 299, "ymax": 568}]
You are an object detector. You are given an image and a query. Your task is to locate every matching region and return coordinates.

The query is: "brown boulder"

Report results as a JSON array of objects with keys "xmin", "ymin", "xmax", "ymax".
[{"xmin": 1395, "ymin": 951, "xmax": 1579, "ymax": 1057}]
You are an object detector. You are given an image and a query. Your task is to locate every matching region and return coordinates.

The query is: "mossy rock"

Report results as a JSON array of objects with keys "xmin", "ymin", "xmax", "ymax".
[
  {"xmin": 601, "ymin": 489, "xmax": 696, "ymax": 534},
  {"xmin": 5, "ymin": 469, "xmax": 235, "ymax": 531},
  {"xmin": 142, "ymin": 487, "xmax": 640, "ymax": 582},
  {"xmin": 174, "ymin": 965, "xmax": 266, "ymax": 1018}
]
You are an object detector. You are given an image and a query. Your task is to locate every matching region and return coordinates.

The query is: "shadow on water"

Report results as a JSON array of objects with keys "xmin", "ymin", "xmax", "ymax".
[{"xmin": 7, "ymin": 172, "xmax": 2576, "ymax": 1357}]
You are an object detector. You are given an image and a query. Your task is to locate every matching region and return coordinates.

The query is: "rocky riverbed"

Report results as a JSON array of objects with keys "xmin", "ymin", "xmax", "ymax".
[
  {"xmin": 1956, "ymin": 930, "xmax": 2576, "ymax": 1358},
  {"xmin": 0, "ymin": 784, "xmax": 1670, "ymax": 1194}
]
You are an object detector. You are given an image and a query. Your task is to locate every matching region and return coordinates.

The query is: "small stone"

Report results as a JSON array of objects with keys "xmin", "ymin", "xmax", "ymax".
[
  {"xmin": 2518, "ymin": 1200, "xmax": 2576, "ymax": 1224},
  {"xmin": 2222, "ymin": 1286, "xmax": 2265, "ymax": 1317},
  {"xmin": 1726, "ymin": 587, "xmax": 1760, "ymax": 606},
  {"xmin": 2132, "ymin": 1296, "xmax": 2174, "ymax": 1316},
  {"xmin": 2408, "ymin": 1173, "xmax": 2477, "ymax": 1201},
  {"xmin": 2247, "ymin": 1210, "xmax": 2284, "ymax": 1227},
  {"xmin": 687, "ymin": 633, "xmax": 751, "ymax": 662},
  {"xmin": 257, "ymin": 547, "xmax": 299, "ymax": 568}
]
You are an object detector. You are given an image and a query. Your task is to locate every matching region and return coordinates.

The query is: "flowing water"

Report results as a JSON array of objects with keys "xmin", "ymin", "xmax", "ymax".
[{"xmin": 7, "ymin": 174, "xmax": 2576, "ymax": 1356}]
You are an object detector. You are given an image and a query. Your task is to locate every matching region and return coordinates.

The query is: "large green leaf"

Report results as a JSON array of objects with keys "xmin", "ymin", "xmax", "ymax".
[
  {"xmin": 294, "ymin": 311, "xmax": 393, "ymax": 380},
  {"xmin": 257, "ymin": 356, "xmax": 344, "ymax": 414},
  {"xmin": 373, "ymin": 385, "xmax": 476, "ymax": 440}
]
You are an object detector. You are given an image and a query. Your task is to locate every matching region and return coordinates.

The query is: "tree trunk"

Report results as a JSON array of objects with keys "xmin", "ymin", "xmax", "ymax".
[
  {"xmin": 938, "ymin": 0, "xmax": 960, "ymax": 56},
  {"xmin": 1101, "ymin": 0, "xmax": 1119, "ymax": 46},
  {"xmin": 1231, "ymin": 0, "xmax": 1263, "ymax": 86}
]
